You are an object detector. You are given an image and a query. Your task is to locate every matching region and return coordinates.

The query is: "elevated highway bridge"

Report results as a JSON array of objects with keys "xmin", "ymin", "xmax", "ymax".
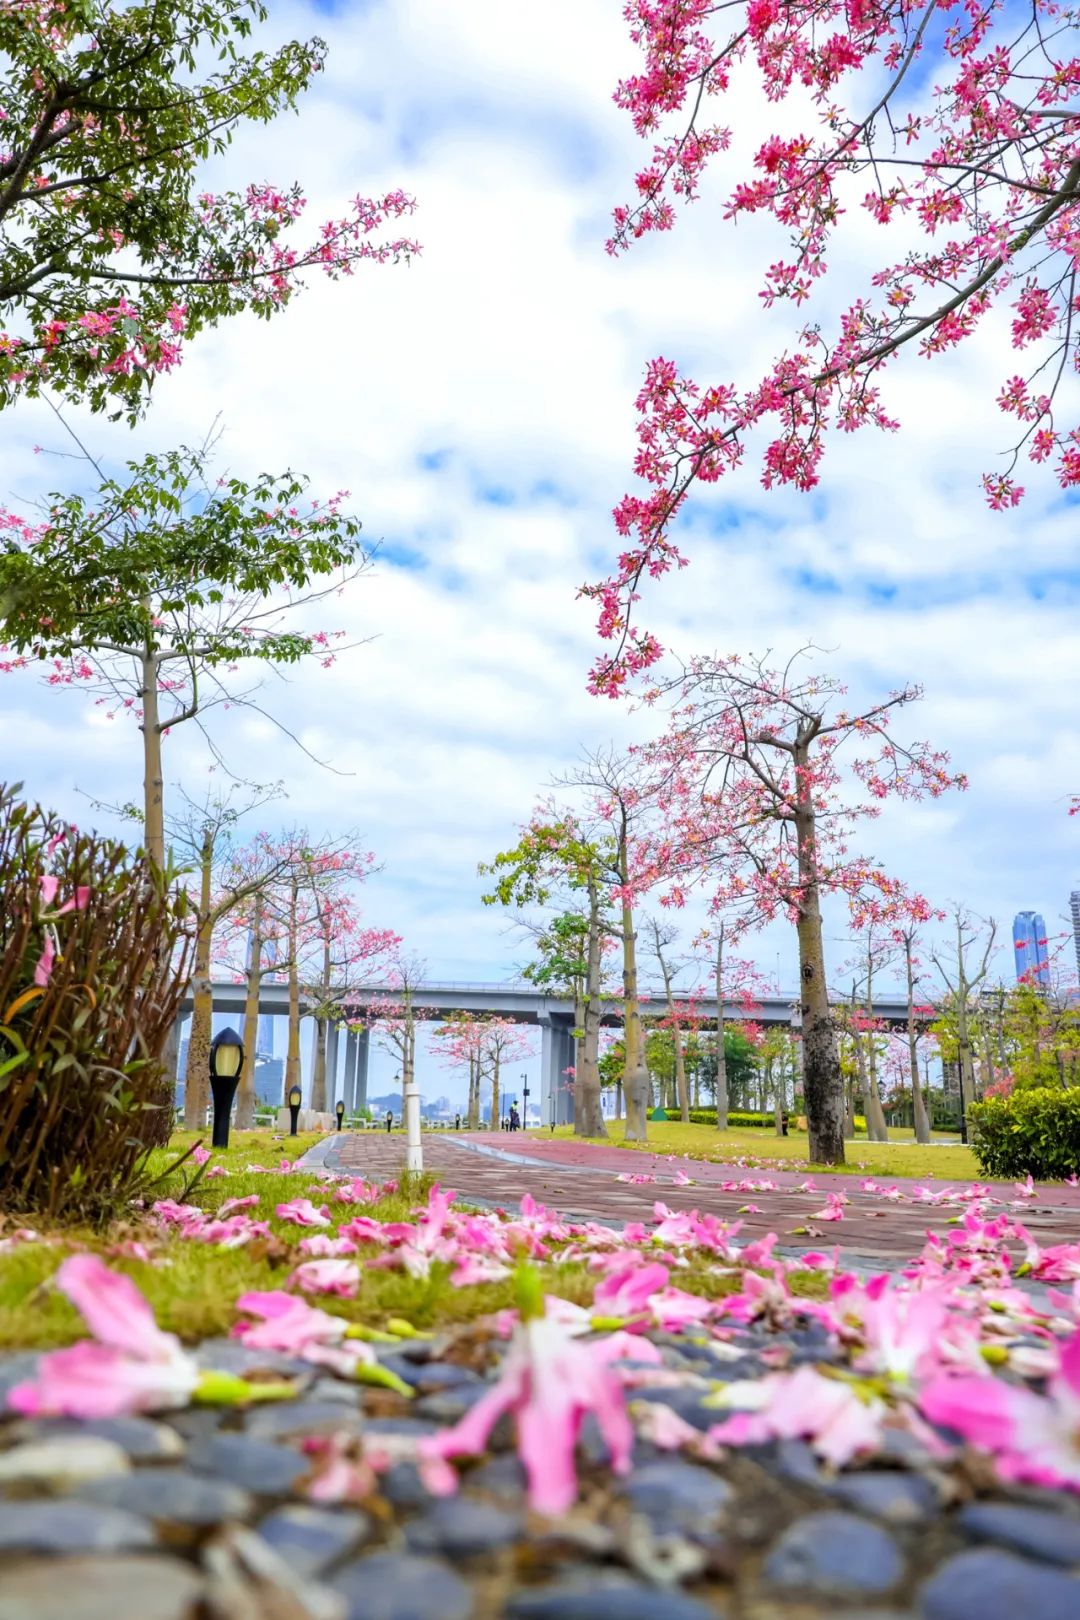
[{"xmin": 183, "ymin": 978, "xmax": 919, "ymax": 1125}]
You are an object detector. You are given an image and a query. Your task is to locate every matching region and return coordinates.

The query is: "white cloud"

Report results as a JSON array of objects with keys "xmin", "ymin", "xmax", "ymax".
[{"xmin": 3, "ymin": 0, "xmax": 1079, "ymax": 1104}]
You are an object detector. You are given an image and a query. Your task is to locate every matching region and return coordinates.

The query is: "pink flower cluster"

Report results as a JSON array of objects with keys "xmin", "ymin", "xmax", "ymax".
[{"xmin": 8, "ymin": 1168, "xmax": 1080, "ymax": 1513}]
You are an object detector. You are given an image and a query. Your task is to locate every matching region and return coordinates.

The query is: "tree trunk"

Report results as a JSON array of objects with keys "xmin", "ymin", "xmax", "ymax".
[
  {"xmin": 712, "ymin": 926, "xmax": 731, "ymax": 1127},
  {"xmin": 850, "ymin": 1028, "xmax": 867, "ymax": 1139},
  {"xmin": 658, "ymin": 958, "xmax": 690, "ymax": 1124},
  {"xmin": 310, "ymin": 939, "xmax": 332, "ymax": 1113},
  {"xmin": 795, "ymin": 794, "xmax": 845, "ymax": 1165},
  {"xmin": 714, "ymin": 926, "xmax": 729, "ymax": 1130},
  {"xmin": 466, "ymin": 1055, "xmax": 479, "ymax": 1129},
  {"xmin": 575, "ymin": 886, "xmax": 608, "ymax": 1137},
  {"xmin": 183, "ymin": 833, "xmax": 214, "ymax": 1129},
  {"xmin": 905, "ymin": 938, "xmax": 931, "ymax": 1143},
  {"xmin": 859, "ymin": 954, "xmax": 890, "ymax": 1142},
  {"xmin": 236, "ymin": 899, "xmax": 263, "ymax": 1130},
  {"xmin": 620, "ymin": 883, "xmax": 649, "ymax": 1142},
  {"xmin": 285, "ymin": 891, "xmax": 301, "ymax": 1105},
  {"xmin": 139, "ymin": 648, "xmax": 166, "ymax": 869},
  {"xmin": 771, "ymin": 1057, "xmax": 783, "ymax": 1135},
  {"xmin": 491, "ymin": 1055, "xmax": 500, "ymax": 1128},
  {"xmin": 312, "ymin": 1018, "xmax": 328, "ymax": 1113},
  {"xmin": 981, "ymin": 1025, "xmax": 996, "ymax": 1093},
  {"xmin": 956, "ymin": 1002, "xmax": 977, "ymax": 1118},
  {"xmin": 865, "ymin": 1053, "xmax": 888, "ymax": 1138}
]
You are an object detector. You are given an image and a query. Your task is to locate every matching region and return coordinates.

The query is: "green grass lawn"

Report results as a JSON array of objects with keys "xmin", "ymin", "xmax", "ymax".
[
  {"xmin": 552, "ymin": 1120, "xmax": 983, "ymax": 1181},
  {"xmin": 0, "ymin": 1127, "xmax": 829, "ymax": 1352}
]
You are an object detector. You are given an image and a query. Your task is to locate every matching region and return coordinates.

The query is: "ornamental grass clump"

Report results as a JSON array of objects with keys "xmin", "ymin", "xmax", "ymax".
[{"xmin": 0, "ymin": 784, "xmax": 191, "ymax": 1222}]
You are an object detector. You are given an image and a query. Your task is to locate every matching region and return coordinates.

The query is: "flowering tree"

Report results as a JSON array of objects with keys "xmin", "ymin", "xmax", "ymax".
[
  {"xmin": 585, "ymin": 1, "xmax": 1080, "ymax": 691},
  {"xmin": 213, "ymin": 881, "xmax": 288, "ymax": 1129},
  {"xmin": 433, "ymin": 1012, "xmax": 488, "ymax": 1128},
  {"xmin": 644, "ymin": 917, "xmax": 696, "ymax": 1121},
  {"xmin": 255, "ymin": 832, "xmax": 377, "ymax": 1108},
  {"xmin": 434, "ymin": 1015, "xmax": 536, "ymax": 1128},
  {"xmin": 167, "ymin": 783, "xmax": 285, "ymax": 1128},
  {"xmin": 931, "ymin": 907, "xmax": 998, "ymax": 1125},
  {"xmin": 363, "ymin": 952, "xmax": 429, "ymax": 1116},
  {"xmin": 690, "ymin": 922, "xmax": 767, "ymax": 1130},
  {"xmin": 0, "ymin": 0, "xmax": 417, "ymax": 418},
  {"xmin": 297, "ymin": 894, "xmax": 398, "ymax": 1114},
  {"xmin": 643, "ymin": 649, "xmax": 963, "ymax": 1163},
  {"xmin": 0, "ymin": 442, "xmax": 365, "ymax": 867},
  {"xmin": 835, "ymin": 928, "xmax": 901, "ymax": 1142},
  {"xmin": 555, "ymin": 749, "xmax": 661, "ymax": 1143},
  {"xmin": 481, "ymin": 812, "xmax": 615, "ymax": 1139},
  {"xmin": 891, "ymin": 921, "xmax": 938, "ymax": 1142}
]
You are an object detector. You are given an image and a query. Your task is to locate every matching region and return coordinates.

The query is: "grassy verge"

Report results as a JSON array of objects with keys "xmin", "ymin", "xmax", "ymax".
[
  {"xmin": 0, "ymin": 1128, "xmax": 827, "ymax": 1353},
  {"xmin": 552, "ymin": 1120, "xmax": 983, "ymax": 1181}
]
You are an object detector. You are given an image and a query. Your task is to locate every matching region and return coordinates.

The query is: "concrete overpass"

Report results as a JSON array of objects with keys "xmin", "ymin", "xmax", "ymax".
[{"xmin": 183, "ymin": 979, "xmax": 916, "ymax": 1126}]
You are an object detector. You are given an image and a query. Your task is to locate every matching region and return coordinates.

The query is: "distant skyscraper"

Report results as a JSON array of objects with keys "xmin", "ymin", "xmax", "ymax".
[
  {"xmin": 1013, "ymin": 911, "xmax": 1050, "ymax": 985},
  {"xmin": 1071, "ymin": 888, "xmax": 1080, "ymax": 982}
]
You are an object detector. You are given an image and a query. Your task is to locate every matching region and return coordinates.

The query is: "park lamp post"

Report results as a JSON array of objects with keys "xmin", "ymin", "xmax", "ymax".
[
  {"xmin": 209, "ymin": 1027, "xmax": 244, "ymax": 1150},
  {"xmin": 288, "ymin": 1084, "xmax": 302, "ymax": 1137},
  {"xmin": 335, "ymin": 1099, "xmax": 345, "ymax": 1132},
  {"xmin": 521, "ymin": 1072, "xmax": 529, "ymax": 1129}
]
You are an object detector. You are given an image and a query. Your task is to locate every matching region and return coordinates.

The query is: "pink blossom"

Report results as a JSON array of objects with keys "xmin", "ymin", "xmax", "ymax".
[
  {"xmin": 276, "ymin": 1198, "xmax": 331, "ymax": 1229},
  {"xmin": 191, "ymin": 1145, "xmax": 211, "ymax": 1166},
  {"xmin": 233, "ymin": 1290, "xmax": 348, "ymax": 1354},
  {"xmin": 919, "ymin": 1330, "xmax": 1080, "ymax": 1492},
  {"xmin": 218, "ymin": 1194, "xmax": 261, "ymax": 1217},
  {"xmin": 289, "ymin": 1260, "xmax": 360, "ymax": 1297},
  {"xmin": 418, "ymin": 1286, "xmax": 634, "ymax": 1515},
  {"xmin": 32, "ymin": 933, "xmax": 56, "ymax": 987},
  {"xmin": 633, "ymin": 1400, "xmax": 721, "ymax": 1456},
  {"xmin": 593, "ymin": 1259, "xmax": 670, "ymax": 1322},
  {"xmin": 8, "ymin": 1256, "xmax": 199, "ymax": 1418},
  {"xmin": 708, "ymin": 1365, "xmax": 886, "ymax": 1467},
  {"xmin": 298, "ymin": 1234, "xmax": 359, "ymax": 1258},
  {"xmin": 451, "ymin": 1255, "xmax": 511, "ymax": 1287}
]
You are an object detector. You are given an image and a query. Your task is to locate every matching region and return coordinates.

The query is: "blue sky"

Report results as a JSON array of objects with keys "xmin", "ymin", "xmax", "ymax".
[{"xmin": 2, "ymin": 0, "xmax": 1078, "ymax": 1101}]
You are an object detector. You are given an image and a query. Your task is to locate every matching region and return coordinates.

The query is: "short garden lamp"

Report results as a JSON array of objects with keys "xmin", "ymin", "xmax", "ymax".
[
  {"xmin": 288, "ymin": 1084, "xmax": 302, "ymax": 1137},
  {"xmin": 335, "ymin": 1099, "xmax": 345, "ymax": 1132},
  {"xmin": 208, "ymin": 1027, "xmax": 244, "ymax": 1150}
]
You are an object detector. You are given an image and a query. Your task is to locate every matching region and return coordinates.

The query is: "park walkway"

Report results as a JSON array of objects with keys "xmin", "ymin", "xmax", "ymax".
[{"xmin": 320, "ymin": 1129, "xmax": 1080, "ymax": 1264}]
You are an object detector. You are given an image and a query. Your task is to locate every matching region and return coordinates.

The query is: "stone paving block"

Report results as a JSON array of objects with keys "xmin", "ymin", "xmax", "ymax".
[{"xmin": 0, "ymin": 1555, "xmax": 204, "ymax": 1620}]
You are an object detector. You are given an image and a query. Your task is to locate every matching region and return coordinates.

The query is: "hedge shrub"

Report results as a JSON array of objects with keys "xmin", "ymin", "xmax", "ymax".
[
  {"xmin": 684, "ymin": 1108, "xmax": 868, "ymax": 1132},
  {"xmin": 687, "ymin": 1109, "xmax": 779, "ymax": 1129},
  {"xmin": 969, "ymin": 1087, "xmax": 1080, "ymax": 1180}
]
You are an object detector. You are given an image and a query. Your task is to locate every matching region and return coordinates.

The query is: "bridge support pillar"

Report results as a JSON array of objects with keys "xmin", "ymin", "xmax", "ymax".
[
  {"xmin": 343, "ymin": 1029, "xmax": 358, "ymax": 1113},
  {"xmin": 327, "ymin": 1020, "xmax": 340, "ymax": 1105},
  {"xmin": 355, "ymin": 1026, "xmax": 369, "ymax": 1112},
  {"xmin": 539, "ymin": 1014, "xmax": 575, "ymax": 1126}
]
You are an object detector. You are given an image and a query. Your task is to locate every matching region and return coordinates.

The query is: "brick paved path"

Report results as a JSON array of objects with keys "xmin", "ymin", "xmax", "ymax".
[{"xmin": 318, "ymin": 1130, "xmax": 1079, "ymax": 1264}]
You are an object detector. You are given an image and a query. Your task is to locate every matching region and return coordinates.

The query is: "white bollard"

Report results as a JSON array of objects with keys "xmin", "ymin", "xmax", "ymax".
[{"xmin": 403, "ymin": 1072, "xmax": 423, "ymax": 1175}]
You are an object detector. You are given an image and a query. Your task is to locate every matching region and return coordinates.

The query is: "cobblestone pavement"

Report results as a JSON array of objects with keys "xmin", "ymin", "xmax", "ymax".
[
  {"xmin": 322, "ymin": 1131, "xmax": 1080, "ymax": 1264},
  {"xmin": 3, "ymin": 1277, "xmax": 1080, "ymax": 1620},
  {"xmin": 2, "ymin": 1134, "xmax": 1079, "ymax": 1620}
]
